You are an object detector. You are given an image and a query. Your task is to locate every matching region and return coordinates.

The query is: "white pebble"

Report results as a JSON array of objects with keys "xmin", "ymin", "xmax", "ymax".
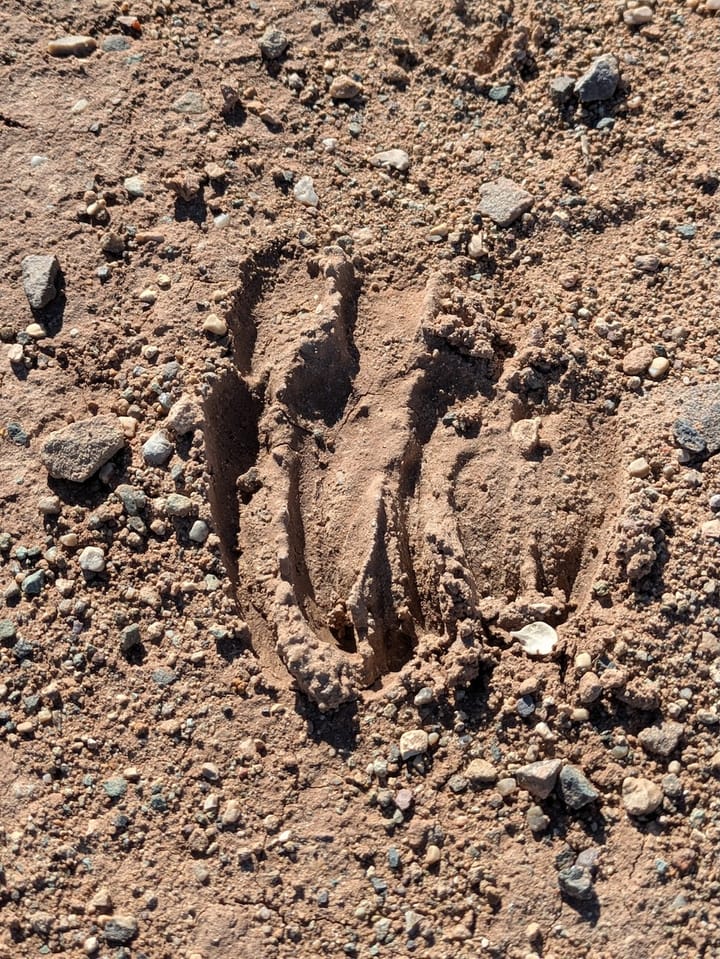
[
  {"xmin": 79, "ymin": 546, "xmax": 106, "ymax": 574},
  {"xmin": 648, "ymin": 356, "xmax": 670, "ymax": 379},
  {"xmin": 627, "ymin": 457, "xmax": 651, "ymax": 478},
  {"xmin": 294, "ymin": 175, "xmax": 319, "ymax": 207},
  {"xmin": 203, "ymin": 314, "xmax": 228, "ymax": 336}
]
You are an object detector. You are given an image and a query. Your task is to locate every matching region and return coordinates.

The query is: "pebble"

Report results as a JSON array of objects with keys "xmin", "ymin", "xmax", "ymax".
[
  {"xmin": 622, "ymin": 776, "xmax": 663, "ymax": 816},
  {"xmin": 21, "ymin": 570, "xmax": 45, "ymax": 596},
  {"xmin": 424, "ymin": 844, "xmax": 441, "ymax": 866},
  {"xmin": 294, "ymin": 175, "xmax": 319, "ymax": 207},
  {"xmin": 575, "ymin": 651, "xmax": 592, "ymax": 672},
  {"xmin": 103, "ymin": 776, "xmax": 128, "ymax": 799},
  {"xmin": 370, "ymin": 149, "xmax": 410, "ymax": 172},
  {"xmin": 578, "ymin": 671, "xmax": 602, "ymax": 705},
  {"xmin": 634, "ymin": 254, "xmax": 661, "ymax": 273},
  {"xmin": 79, "ymin": 546, "xmax": 106, "ymax": 574},
  {"xmin": 574, "ymin": 53, "xmax": 620, "ymax": 103},
  {"xmin": 139, "ymin": 288, "xmax": 158, "ymax": 305},
  {"xmin": 648, "ymin": 356, "xmax": 670, "ymax": 379},
  {"xmin": 189, "ymin": 520, "xmax": 209, "ymax": 543},
  {"xmin": 21, "ymin": 254, "xmax": 61, "ymax": 310},
  {"xmin": 413, "ymin": 686, "xmax": 434, "ymax": 707},
  {"xmin": 627, "ymin": 457, "xmax": 651, "ymax": 478},
  {"xmin": 624, "ymin": 5, "xmax": 653, "ymax": 25},
  {"xmin": 515, "ymin": 759, "xmax": 562, "ymax": 800},
  {"xmin": 399, "ymin": 729, "xmax": 429, "ymax": 761},
  {"xmin": 41, "ymin": 416, "xmax": 125, "ymax": 482},
  {"xmin": 558, "ymin": 765, "xmax": 599, "ymax": 810},
  {"xmin": 104, "ymin": 916, "xmax": 138, "ymax": 945},
  {"xmin": 478, "ymin": 177, "xmax": 534, "ymax": 227},
  {"xmin": 558, "ymin": 865, "xmax": 594, "ymax": 900},
  {"xmin": 549, "ymin": 76, "xmax": 575, "ymax": 106},
  {"xmin": 38, "ymin": 495, "xmax": 61, "ymax": 515},
  {"xmin": 124, "ymin": 176, "xmax": 145, "ymax": 198},
  {"xmin": 467, "ymin": 234, "xmax": 485, "ymax": 259},
  {"xmin": 638, "ymin": 721, "xmax": 684, "ymax": 758},
  {"xmin": 167, "ymin": 397, "xmax": 203, "ymax": 435},
  {"xmin": 166, "ymin": 494, "xmax": 194, "ymax": 518},
  {"xmin": 26, "ymin": 322, "xmax": 46, "ymax": 339},
  {"xmin": 8, "ymin": 344, "xmax": 24, "ymax": 366},
  {"xmin": 622, "ymin": 344, "xmax": 655, "ymax": 375},
  {"xmin": 48, "ymin": 36, "xmax": 97, "ymax": 57},
  {"xmin": 526, "ymin": 805, "xmax": 550, "ymax": 833},
  {"xmin": 329, "ymin": 75, "xmax": 363, "ymax": 99},
  {"xmin": 203, "ymin": 313, "xmax": 228, "ymax": 336},
  {"xmin": 142, "ymin": 431, "xmax": 174, "ymax": 466},
  {"xmin": 171, "ymin": 91, "xmax": 207, "ymax": 114},
  {"xmin": 466, "ymin": 758, "xmax": 497, "ymax": 785},
  {"xmin": 259, "ymin": 26, "xmax": 289, "ymax": 60},
  {"xmin": 496, "ymin": 777, "xmax": 517, "ymax": 798}
]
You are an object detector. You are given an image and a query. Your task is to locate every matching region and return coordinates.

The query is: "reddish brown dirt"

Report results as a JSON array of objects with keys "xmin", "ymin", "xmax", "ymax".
[{"xmin": 2, "ymin": 1, "xmax": 720, "ymax": 957}]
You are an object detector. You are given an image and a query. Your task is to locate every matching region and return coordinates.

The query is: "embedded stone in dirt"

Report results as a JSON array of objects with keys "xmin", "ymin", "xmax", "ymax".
[
  {"xmin": 478, "ymin": 177, "xmax": 534, "ymax": 227},
  {"xmin": 47, "ymin": 36, "xmax": 97, "ymax": 57},
  {"xmin": 40, "ymin": 416, "xmax": 125, "ymax": 482},
  {"xmin": 21, "ymin": 254, "xmax": 60, "ymax": 310},
  {"xmin": 638, "ymin": 721, "xmax": 684, "ymax": 758},
  {"xmin": 574, "ymin": 54, "xmax": 620, "ymax": 102},
  {"xmin": 103, "ymin": 915, "xmax": 138, "ymax": 945},
  {"xmin": 370, "ymin": 149, "xmax": 410, "ymax": 172},
  {"xmin": 515, "ymin": 759, "xmax": 562, "ymax": 799},
  {"xmin": 466, "ymin": 759, "xmax": 497, "ymax": 785},
  {"xmin": 167, "ymin": 396, "xmax": 203, "ymax": 435},
  {"xmin": 558, "ymin": 865, "xmax": 594, "ymax": 901},
  {"xmin": 622, "ymin": 776, "xmax": 663, "ymax": 816},
  {"xmin": 142, "ymin": 430, "xmax": 174, "ymax": 466},
  {"xmin": 673, "ymin": 385, "xmax": 720, "ymax": 458},
  {"xmin": 171, "ymin": 91, "xmax": 207, "ymax": 114},
  {"xmin": 622, "ymin": 344, "xmax": 655, "ymax": 375},
  {"xmin": 259, "ymin": 26, "xmax": 289, "ymax": 60},
  {"xmin": 329, "ymin": 75, "xmax": 363, "ymax": 99},
  {"xmin": 399, "ymin": 729, "xmax": 429, "ymax": 761}
]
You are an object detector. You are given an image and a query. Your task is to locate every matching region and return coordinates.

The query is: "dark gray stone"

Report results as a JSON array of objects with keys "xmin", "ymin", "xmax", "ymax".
[
  {"xmin": 21, "ymin": 255, "xmax": 60, "ymax": 309},
  {"xmin": 21, "ymin": 570, "xmax": 45, "ymax": 596},
  {"xmin": 259, "ymin": 26, "xmax": 288, "ymax": 60},
  {"xmin": 549, "ymin": 76, "xmax": 575, "ymax": 105},
  {"xmin": 558, "ymin": 765, "xmax": 599, "ymax": 809},
  {"xmin": 574, "ymin": 54, "xmax": 620, "ymax": 103},
  {"xmin": 558, "ymin": 865, "xmax": 594, "ymax": 900},
  {"xmin": 674, "ymin": 385, "xmax": 720, "ymax": 458}
]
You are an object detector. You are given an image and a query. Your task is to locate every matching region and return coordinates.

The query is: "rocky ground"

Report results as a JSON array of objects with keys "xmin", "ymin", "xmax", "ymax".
[{"xmin": 2, "ymin": 0, "xmax": 720, "ymax": 956}]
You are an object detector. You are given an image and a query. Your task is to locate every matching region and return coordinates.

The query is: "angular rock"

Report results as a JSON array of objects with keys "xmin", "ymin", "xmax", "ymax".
[
  {"xmin": 638, "ymin": 721, "xmax": 684, "ymax": 758},
  {"xmin": 48, "ymin": 36, "xmax": 97, "ymax": 57},
  {"xmin": 104, "ymin": 916, "xmax": 138, "ymax": 945},
  {"xmin": 329, "ymin": 75, "xmax": 363, "ymax": 99},
  {"xmin": 22, "ymin": 255, "xmax": 60, "ymax": 310},
  {"xmin": 41, "ymin": 416, "xmax": 125, "ymax": 482},
  {"xmin": 478, "ymin": 177, "xmax": 534, "ymax": 227},
  {"xmin": 465, "ymin": 758, "xmax": 497, "ymax": 785},
  {"xmin": 574, "ymin": 54, "xmax": 620, "ymax": 103},
  {"xmin": 370, "ymin": 149, "xmax": 410, "ymax": 173},
  {"xmin": 558, "ymin": 765, "xmax": 599, "ymax": 810},
  {"xmin": 549, "ymin": 76, "xmax": 576, "ymax": 106},
  {"xmin": 399, "ymin": 729, "xmax": 429, "ymax": 761},
  {"xmin": 294, "ymin": 175, "xmax": 318, "ymax": 207},
  {"xmin": 167, "ymin": 396, "xmax": 203, "ymax": 435},
  {"xmin": 515, "ymin": 759, "xmax": 562, "ymax": 800},
  {"xmin": 171, "ymin": 91, "xmax": 207, "ymax": 114},
  {"xmin": 622, "ymin": 776, "xmax": 663, "ymax": 816}
]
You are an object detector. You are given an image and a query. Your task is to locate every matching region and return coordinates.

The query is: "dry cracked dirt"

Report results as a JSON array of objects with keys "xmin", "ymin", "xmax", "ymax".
[{"xmin": 2, "ymin": 0, "xmax": 720, "ymax": 957}]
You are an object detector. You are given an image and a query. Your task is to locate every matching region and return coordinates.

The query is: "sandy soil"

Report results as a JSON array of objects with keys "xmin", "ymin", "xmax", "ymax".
[{"xmin": 2, "ymin": 0, "xmax": 720, "ymax": 956}]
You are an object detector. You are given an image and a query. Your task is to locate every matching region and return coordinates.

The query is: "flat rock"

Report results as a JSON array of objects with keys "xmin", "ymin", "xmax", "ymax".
[
  {"xmin": 41, "ymin": 416, "xmax": 125, "ymax": 482},
  {"xmin": 515, "ymin": 759, "xmax": 562, "ymax": 799},
  {"xmin": 465, "ymin": 758, "xmax": 497, "ymax": 785},
  {"xmin": 48, "ymin": 35, "xmax": 97, "ymax": 57},
  {"xmin": 622, "ymin": 776, "xmax": 663, "ymax": 816},
  {"xmin": 370, "ymin": 149, "xmax": 410, "ymax": 172},
  {"xmin": 574, "ymin": 54, "xmax": 620, "ymax": 102},
  {"xmin": 478, "ymin": 177, "xmax": 534, "ymax": 227},
  {"xmin": 171, "ymin": 91, "xmax": 207, "ymax": 114},
  {"xmin": 22, "ymin": 255, "xmax": 60, "ymax": 310},
  {"xmin": 558, "ymin": 765, "xmax": 599, "ymax": 809}
]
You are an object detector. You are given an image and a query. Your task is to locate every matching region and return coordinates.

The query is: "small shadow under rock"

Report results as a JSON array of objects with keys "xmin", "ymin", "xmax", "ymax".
[
  {"xmin": 33, "ymin": 282, "xmax": 67, "ymax": 337},
  {"xmin": 562, "ymin": 890, "xmax": 601, "ymax": 924},
  {"xmin": 298, "ymin": 695, "xmax": 359, "ymax": 754},
  {"xmin": 174, "ymin": 193, "xmax": 207, "ymax": 226},
  {"xmin": 222, "ymin": 103, "xmax": 247, "ymax": 128}
]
